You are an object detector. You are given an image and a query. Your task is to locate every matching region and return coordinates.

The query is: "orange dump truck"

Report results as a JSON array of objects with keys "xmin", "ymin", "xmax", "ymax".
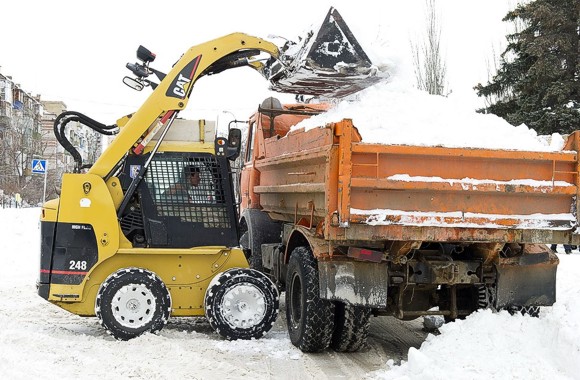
[{"xmin": 239, "ymin": 98, "xmax": 578, "ymax": 352}]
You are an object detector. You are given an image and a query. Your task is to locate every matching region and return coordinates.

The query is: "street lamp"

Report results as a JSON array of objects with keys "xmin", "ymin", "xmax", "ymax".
[{"xmin": 216, "ymin": 110, "xmax": 238, "ymax": 138}]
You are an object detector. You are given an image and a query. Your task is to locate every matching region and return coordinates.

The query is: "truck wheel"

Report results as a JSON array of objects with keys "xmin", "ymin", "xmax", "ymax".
[
  {"xmin": 482, "ymin": 285, "xmax": 540, "ymax": 318},
  {"xmin": 286, "ymin": 246, "xmax": 335, "ymax": 352},
  {"xmin": 95, "ymin": 268, "xmax": 171, "ymax": 340},
  {"xmin": 204, "ymin": 268, "xmax": 279, "ymax": 340},
  {"xmin": 506, "ymin": 305, "xmax": 540, "ymax": 318},
  {"xmin": 241, "ymin": 231, "xmax": 263, "ymax": 272},
  {"xmin": 331, "ymin": 302, "xmax": 371, "ymax": 352},
  {"xmin": 240, "ymin": 210, "xmax": 282, "ymax": 272}
]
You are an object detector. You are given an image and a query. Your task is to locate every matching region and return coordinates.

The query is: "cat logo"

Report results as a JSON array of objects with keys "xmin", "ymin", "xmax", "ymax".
[
  {"xmin": 166, "ymin": 55, "xmax": 202, "ymax": 99},
  {"xmin": 172, "ymin": 74, "xmax": 191, "ymax": 97}
]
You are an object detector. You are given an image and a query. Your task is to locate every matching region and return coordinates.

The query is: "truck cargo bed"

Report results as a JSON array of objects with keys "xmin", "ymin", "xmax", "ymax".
[{"xmin": 252, "ymin": 119, "xmax": 579, "ymax": 245}]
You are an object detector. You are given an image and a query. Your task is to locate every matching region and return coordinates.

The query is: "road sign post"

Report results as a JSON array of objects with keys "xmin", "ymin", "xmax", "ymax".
[{"xmin": 32, "ymin": 159, "xmax": 48, "ymax": 203}]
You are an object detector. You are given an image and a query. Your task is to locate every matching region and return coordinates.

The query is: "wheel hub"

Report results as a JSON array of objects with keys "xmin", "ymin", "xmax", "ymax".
[
  {"xmin": 111, "ymin": 283, "xmax": 156, "ymax": 328},
  {"xmin": 289, "ymin": 273, "xmax": 302, "ymax": 328},
  {"xmin": 236, "ymin": 301, "xmax": 248, "ymax": 312},
  {"xmin": 126, "ymin": 299, "xmax": 140, "ymax": 311},
  {"xmin": 220, "ymin": 283, "xmax": 266, "ymax": 329}
]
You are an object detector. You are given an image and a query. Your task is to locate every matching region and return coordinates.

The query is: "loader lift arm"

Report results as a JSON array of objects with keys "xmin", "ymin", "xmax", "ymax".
[{"xmin": 88, "ymin": 33, "xmax": 279, "ymax": 180}]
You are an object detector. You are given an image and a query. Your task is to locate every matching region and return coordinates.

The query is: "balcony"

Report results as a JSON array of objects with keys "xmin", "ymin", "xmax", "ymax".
[{"xmin": 0, "ymin": 100, "xmax": 11, "ymax": 129}]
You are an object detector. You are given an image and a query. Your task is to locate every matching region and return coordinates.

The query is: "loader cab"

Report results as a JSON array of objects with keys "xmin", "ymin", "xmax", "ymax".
[
  {"xmin": 118, "ymin": 151, "xmax": 239, "ymax": 248},
  {"xmin": 117, "ymin": 119, "xmax": 240, "ymax": 249}
]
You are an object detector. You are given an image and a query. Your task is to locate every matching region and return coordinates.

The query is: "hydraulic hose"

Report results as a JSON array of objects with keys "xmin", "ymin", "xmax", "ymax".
[{"xmin": 53, "ymin": 111, "xmax": 118, "ymax": 173}]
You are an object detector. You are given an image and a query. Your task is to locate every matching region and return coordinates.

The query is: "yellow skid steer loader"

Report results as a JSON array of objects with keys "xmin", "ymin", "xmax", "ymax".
[{"xmin": 37, "ymin": 8, "xmax": 382, "ymax": 340}]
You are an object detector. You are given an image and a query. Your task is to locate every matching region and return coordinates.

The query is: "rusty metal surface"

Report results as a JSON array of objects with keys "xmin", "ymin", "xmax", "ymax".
[
  {"xmin": 331, "ymin": 223, "xmax": 580, "ymax": 245},
  {"xmin": 242, "ymin": 107, "xmax": 580, "ymax": 245},
  {"xmin": 409, "ymin": 260, "xmax": 481, "ymax": 285}
]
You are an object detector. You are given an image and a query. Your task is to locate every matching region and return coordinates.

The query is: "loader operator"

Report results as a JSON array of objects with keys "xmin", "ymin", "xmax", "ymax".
[{"xmin": 165, "ymin": 165, "xmax": 204, "ymax": 203}]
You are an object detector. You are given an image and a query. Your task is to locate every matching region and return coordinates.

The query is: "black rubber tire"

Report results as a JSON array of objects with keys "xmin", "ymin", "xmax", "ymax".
[
  {"xmin": 204, "ymin": 268, "xmax": 279, "ymax": 340},
  {"xmin": 507, "ymin": 305, "xmax": 541, "ymax": 318},
  {"xmin": 240, "ymin": 230, "xmax": 263, "ymax": 271},
  {"xmin": 443, "ymin": 285, "xmax": 541, "ymax": 321},
  {"xmin": 479, "ymin": 284, "xmax": 540, "ymax": 318},
  {"xmin": 285, "ymin": 246, "xmax": 335, "ymax": 352},
  {"xmin": 239, "ymin": 210, "xmax": 282, "ymax": 272},
  {"xmin": 331, "ymin": 302, "xmax": 371, "ymax": 352},
  {"xmin": 95, "ymin": 268, "xmax": 171, "ymax": 340},
  {"xmin": 248, "ymin": 238, "xmax": 264, "ymax": 272}
]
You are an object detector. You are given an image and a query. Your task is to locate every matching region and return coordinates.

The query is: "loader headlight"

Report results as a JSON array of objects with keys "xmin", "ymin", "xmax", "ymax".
[{"xmin": 137, "ymin": 45, "xmax": 156, "ymax": 63}]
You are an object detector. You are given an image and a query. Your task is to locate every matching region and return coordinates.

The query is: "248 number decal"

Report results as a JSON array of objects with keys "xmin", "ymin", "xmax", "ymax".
[{"xmin": 69, "ymin": 260, "xmax": 87, "ymax": 271}]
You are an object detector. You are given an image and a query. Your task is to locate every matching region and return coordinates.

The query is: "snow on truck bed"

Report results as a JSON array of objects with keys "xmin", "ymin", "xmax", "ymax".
[
  {"xmin": 292, "ymin": 79, "xmax": 567, "ymax": 152},
  {"xmin": 289, "ymin": 79, "xmax": 575, "ymax": 229}
]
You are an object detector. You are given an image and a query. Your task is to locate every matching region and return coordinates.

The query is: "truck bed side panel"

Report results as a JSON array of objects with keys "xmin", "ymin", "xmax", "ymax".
[{"xmin": 253, "ymin": 120, "xmax": 579, "ymax": 244}]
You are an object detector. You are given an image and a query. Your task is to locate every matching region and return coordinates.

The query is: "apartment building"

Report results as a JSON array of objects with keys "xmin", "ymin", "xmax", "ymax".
[{"xmin": 0, "ymin": 68, "xmax": 101, "ymax": 201}]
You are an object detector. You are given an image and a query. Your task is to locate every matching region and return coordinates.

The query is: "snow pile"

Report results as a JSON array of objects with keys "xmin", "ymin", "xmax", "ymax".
[
  {"xmin": 293, "ymin": 79, "xmax": 567, "ymax": 152},
  {"xmin": 369, "ymin": 254, "xmax": 580, "ymax": 380}
]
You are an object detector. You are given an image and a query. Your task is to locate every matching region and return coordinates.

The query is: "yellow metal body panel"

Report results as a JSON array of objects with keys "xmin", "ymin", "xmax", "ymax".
[
  {"xmin": 49, "ymin": 247, "xmax": 248, "ymax": 316},
  {"xmin": 143, "ymin": 141, "xmax": 215, "ymax": 155},
  {"xmin": 57, "ymin": 173, "xmax": 120, "ymax": 261},
  {"xmin": 42, "ymin": 198, "xmax": 59, "ymax": 211},
  {"xmin": 105, "ymin": 177, "xmax": 124, "ymax": 209},
  {"xmin": 41, "ymin": 33, "xmax": 278, "ymax": 319}
]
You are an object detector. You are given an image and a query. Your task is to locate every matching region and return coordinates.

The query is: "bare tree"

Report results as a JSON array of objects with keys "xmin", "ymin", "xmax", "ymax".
[
  {"xmin": 479, "ymin": 0, "xmax": 527, "ymax": 109},
  {"xmin": 411, "ymin": 0, "xmax": 448, "ymax": 96},
  {"xmin": 0, "ymin": 108, "xmax": 44, "ymax": 203},
  {"xmin": 480, "ymin": 43, "xmax": 505, "ymax": 109}
]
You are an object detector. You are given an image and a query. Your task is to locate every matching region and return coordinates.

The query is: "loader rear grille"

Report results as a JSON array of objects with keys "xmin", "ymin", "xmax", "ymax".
[{"xmin": 120, "ymin": 208, "xmax": 145, "ymax": 233}]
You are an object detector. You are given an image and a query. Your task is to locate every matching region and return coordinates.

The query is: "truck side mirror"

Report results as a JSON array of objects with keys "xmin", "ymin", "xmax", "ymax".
[{"xmin": 227, "ymin": 128, "xmax": 242, "ymax": 160}]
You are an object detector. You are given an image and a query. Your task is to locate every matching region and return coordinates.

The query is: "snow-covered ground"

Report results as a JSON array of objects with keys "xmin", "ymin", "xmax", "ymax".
[
  {"xmin": 3, "ymin": 22, "xmax": 579, "ymax": 377},
  {"xmin": 1, "ymin": 207, "xmax": 579, "ymax": 380}
]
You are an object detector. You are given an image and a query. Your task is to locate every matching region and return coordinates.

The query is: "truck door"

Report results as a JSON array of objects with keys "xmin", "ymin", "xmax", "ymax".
[{"xmin": 240, "ymin": 120, "xmax": 259, "ymax": 210}]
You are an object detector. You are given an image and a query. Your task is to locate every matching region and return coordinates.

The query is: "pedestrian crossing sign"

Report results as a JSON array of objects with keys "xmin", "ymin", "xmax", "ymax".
[{"xmin": 32, "ymin": 159, "xmax": 47, "ymax": 174}]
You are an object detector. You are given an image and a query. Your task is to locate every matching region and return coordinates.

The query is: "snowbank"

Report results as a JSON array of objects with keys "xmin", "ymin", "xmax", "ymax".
[{"xmin": 369, "ymin": 254, "xmax": 580, "ymax": 380}]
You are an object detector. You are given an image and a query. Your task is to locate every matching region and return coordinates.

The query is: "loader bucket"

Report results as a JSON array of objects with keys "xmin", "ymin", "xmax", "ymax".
[{"xmin": 267, "ymin": 7, "xmax": 388, "ymax": 98}]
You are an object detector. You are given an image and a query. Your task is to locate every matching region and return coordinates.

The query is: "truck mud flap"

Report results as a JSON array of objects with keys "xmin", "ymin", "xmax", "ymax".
[
  {"xmin": 494, "ymin": 246, "xmax": 558, "ymax": 308},
  {"xmin": 267, "ymin": 7, "xmax": 388, "ymax": 98},
  {"xmin": 318, "ymin": 260, "xmax": 388, "ymax": 308}
]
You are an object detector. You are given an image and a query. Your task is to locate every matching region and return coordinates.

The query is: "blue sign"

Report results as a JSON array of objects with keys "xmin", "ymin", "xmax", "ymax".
[{"xmin": 32, "ymin": 159, "xmax": 47, "ymax": 174}]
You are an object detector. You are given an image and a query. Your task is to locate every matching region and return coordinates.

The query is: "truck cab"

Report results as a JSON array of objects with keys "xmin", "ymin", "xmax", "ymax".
[{"xmin": 240, "ymin": 97, "xmax": 330, "ymax": 210}]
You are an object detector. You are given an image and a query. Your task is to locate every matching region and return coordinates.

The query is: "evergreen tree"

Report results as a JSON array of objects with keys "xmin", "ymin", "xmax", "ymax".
[{"xmin": 475, "ymin": 0, "xmax": 580, "ymax": 135}]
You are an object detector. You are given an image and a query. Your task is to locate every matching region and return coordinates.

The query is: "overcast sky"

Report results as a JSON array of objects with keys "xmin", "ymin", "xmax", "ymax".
[{"xmin": 1, "ymin": 0, "xmax": 513, "ymax": 123}]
